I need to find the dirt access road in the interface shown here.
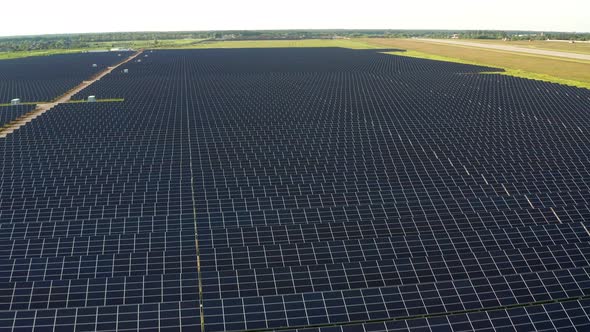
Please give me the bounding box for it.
[0,50,143,139]
[415,39,590,62]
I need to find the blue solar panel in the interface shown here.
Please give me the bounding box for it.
[0,52,132,103]
[1,47,590,331]
[0,104,35,127]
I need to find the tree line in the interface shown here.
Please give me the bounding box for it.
[1,30,589,52]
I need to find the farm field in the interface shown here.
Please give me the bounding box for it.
[460,38,590,55]
[362,38,590,89]
[1,47,590,331]
[412,38,590,62]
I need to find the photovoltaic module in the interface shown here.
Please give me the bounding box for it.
[1,48,589,331]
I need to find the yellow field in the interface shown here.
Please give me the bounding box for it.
[362,38,590,89]
[460,39,590,55]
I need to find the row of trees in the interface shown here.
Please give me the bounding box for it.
[447,30,589,41]
[2,30,589,52]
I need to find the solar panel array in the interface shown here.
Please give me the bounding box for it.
[0,104,36,127]
[0,52,132,103]
[1,48,590,331]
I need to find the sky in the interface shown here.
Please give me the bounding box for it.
[1,0,589,37]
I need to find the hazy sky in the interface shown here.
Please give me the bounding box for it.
[1,0,589,37]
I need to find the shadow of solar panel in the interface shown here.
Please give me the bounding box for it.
[1,47,590,331]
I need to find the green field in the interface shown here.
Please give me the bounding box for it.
[0,48,88,60]
[179,39,378,49]
[96,37,375,50]
[88,38,207,49]
[0,39,209,60]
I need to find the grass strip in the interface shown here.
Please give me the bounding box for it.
[66,98,125,103]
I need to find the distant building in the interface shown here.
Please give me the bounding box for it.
[220,34,236,40]
[88,96,96,102]
[451,34,460,39]
[10,98,20,105]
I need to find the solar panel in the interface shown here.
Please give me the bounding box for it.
[0,52,132,103]
[1,47,590,331]
[282,298,590,331]
[0,104,35,127]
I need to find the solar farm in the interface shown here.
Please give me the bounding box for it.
[1,46,590,332]
[0,52,131,103]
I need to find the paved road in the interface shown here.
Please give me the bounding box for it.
[415,38,590,61]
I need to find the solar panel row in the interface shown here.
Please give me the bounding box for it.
[0,105,36,127]
[0,52,132,103]
[285,298,590,332]
[1,48,590,331]
[0,99,199,331]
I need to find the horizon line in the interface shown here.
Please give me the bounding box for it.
[2,28,590,39]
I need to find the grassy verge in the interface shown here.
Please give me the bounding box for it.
[67,98,124,103]
[486,70,590,89]
[0,101,42,107]
[363,38,590,89]
[1,98,124,107]
[0,49,87,60]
